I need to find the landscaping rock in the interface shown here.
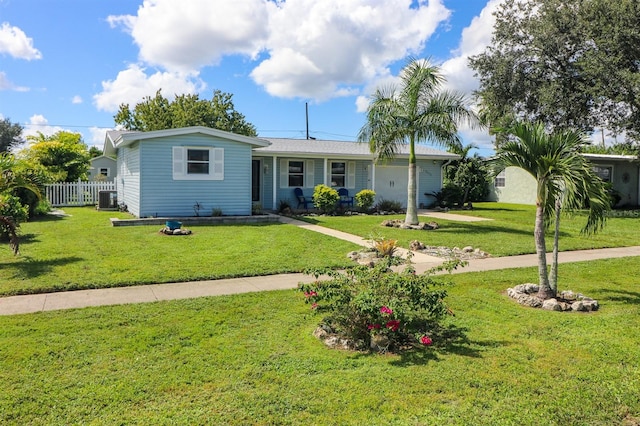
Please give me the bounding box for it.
[381,219,438,230]
[507,284,599,313]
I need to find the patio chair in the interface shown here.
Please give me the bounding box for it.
[338,188,354,207]
[294,187,313,209]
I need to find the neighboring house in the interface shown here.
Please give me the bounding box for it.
[88,155,117,181]
[103,126,458,218]
[489,153,640,207]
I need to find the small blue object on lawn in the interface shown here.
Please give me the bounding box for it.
[166,220,182,230]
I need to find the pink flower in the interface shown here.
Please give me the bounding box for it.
[311,303,318,310]
[304,291,317,298]
[420,336,433,346]
[367,323,381,330]
[386,320,400,332]
[380,306,393,315]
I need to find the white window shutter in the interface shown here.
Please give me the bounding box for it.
[212,148,224,180]
[347,161,356,189]
[280,159,288,187]
[305,160,315,188]
[172,146,185,179]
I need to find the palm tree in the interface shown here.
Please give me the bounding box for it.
[357,58,479,225]
[489,121,610,299]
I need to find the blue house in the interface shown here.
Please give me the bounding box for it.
[104,126,458,217]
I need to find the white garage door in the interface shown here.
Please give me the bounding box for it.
[374,165,413,207]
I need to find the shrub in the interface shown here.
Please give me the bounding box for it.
[376,199,403,213]
[370,236,398,258]
[0,193,29,239]
[355,189,376,212]
[252,203,263,215]
[313,184,339,214]
[299,257,458,352]
[278,199,292,214]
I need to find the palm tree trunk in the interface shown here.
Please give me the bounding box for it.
[534,203,553,299]
[549,198,561,295]
[405,137,419,225]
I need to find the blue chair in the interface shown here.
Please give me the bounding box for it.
[338,188,354,207]
[294,188,313,209]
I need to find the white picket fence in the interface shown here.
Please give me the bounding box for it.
[45,181,116,207]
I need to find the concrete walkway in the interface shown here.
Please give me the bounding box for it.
[2,212,639,316]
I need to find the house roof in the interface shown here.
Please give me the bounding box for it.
[103,126,271,156]
[254,138,459,160]
[582,153,639,163]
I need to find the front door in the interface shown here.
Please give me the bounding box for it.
[251,160,261,203]
[374,165,410,207]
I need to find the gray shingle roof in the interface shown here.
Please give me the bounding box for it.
[255,138,458,159]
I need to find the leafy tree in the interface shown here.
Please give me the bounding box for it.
[443,144,491,206]
[470,0,640,145]
[0,118,24,153]
[358,58,479,225]
[22,131,90,182]
[88,146,103,158]
[488,122,610,299]
[114,89,257,137]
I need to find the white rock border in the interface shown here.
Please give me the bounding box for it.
[507,284,599,312]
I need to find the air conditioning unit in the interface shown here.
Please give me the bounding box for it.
[98,190,118,210]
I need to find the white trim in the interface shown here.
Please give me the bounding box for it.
[172,146,224,180]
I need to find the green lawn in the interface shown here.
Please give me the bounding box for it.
[0,207,358,296]
[304,202,639,256]
[1,257,639,425]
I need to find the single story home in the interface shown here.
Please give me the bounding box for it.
[88,155,117,181]
[103,126,459,218]
[489,153,640,207]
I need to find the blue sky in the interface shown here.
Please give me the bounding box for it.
[0,0,501,154]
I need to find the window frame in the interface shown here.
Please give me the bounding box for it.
[592,165,613,183]
[172,146,224,181]
[495,169,506,188]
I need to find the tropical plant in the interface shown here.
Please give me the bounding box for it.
[489,121,610,299]
[0,153,42,254]
[299,256,455,352]
[358,58,480,225]
[22,131,91,182]
[312,184,339,214]
[354,189,375,212]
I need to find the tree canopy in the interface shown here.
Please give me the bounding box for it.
[470,0,640,145]
[114,90,258,137]
[22,131,91,182]
[0,118,24,153]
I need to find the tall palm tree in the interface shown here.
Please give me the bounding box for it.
[489,121,609,299]
[357,58,479,225]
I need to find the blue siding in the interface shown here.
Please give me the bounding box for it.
[118,144,141,216]
[417,159,444,208]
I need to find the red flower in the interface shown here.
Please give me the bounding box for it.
[367,323,381,330]
[311,303,318,310]
[380,306,393,315]
[304,291,317,298]
[420,336,433,346]
[386,320,400,332]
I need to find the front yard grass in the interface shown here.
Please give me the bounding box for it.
[0,207,358,296]
[1,257,639,425]
[306,202,638,256]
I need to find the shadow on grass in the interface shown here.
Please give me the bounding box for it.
[28,214,68,223]
[596,289,640,305]
[0,256,83,280]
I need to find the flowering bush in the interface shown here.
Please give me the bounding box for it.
[299,256,459,352]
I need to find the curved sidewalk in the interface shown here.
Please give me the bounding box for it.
[2,213,639,316]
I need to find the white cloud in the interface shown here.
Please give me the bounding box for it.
[89,126,111,149]
[0,70,29,91]
[93,64,205,112]
[72,95,83,104]
[252,0,450,99]
[440,0,502,97]
[103,0,450,102]
[0,22,42,60]
[21,115,65,143]
[107,0,268,72]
